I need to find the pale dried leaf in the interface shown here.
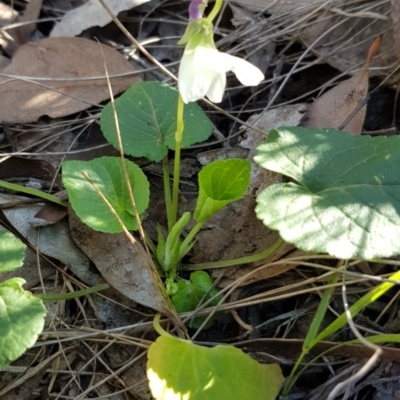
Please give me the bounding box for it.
[0,54,10,68]
[302,37,380,134]
[0,2,18,26]
[1,0,43,56]
[0,193,99,286]
[299,2,397,82]
[68,207,174,316]
[50,0,152,37]
[0,37,139,123]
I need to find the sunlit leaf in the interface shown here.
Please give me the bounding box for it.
[62,157,149,233]
[255,126,400,259]
[147,333,283,400]
[194,159,251,223]
[100,81,213,162]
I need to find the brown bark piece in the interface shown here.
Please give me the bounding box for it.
[0,37,139,123]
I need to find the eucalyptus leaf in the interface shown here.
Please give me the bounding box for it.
[0,227,26,273]
[255,126,400,259]
[194,159,251,223]
[100,81,213,162]
[147,333,284,400]
[0,278,46,369]
[62,157,149,233]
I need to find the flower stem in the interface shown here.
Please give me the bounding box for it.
[183,238,285,270]
[171,94,185,227]
[205,0,223,24]
[180,221,204,256]
[163,156,172,231]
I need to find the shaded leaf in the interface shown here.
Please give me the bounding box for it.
[172,271,221,328]
[147,333,283,400]
[62,157,150,233]
[0,278,46,369]
[0,227,26,273]
[100,81,213,162]
[255,126,400,259]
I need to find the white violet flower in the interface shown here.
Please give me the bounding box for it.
[178,20,264,104]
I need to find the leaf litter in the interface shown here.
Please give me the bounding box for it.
[1,0,400,398]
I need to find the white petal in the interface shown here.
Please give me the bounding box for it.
[205,72,226,103]
[195,46,234,74]
[230,57,264,86]
[178,52,197,104]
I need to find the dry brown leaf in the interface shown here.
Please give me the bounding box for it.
[0,0,43,56]
[391,0,400,60]
[302,36,381,134]
[68,207,175,317]
[299,1,396,82]
[233,1,398,84]
[0,2,18,26]
[50,0,152,37]
[0,37,139,123]
[0,193,100,286]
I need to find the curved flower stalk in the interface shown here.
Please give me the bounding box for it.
[178,11,264,104]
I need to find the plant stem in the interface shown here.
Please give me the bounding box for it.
[184,238,285,270]
[36,283,109,301]
[171,94,185,227]
[163,157,172,231]
[205,0,223,24]
[180,221,204,256]
[0,179,68,207]
[282,271,340,397]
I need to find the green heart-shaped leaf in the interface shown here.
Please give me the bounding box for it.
[255,126,400,259]
[0,278,46,368]
[100,81,213,162]
[147,333,283,400]
[194,159,251,223]
[62,157,149,233]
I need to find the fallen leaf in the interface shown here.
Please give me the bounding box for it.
[232,1,398,85]
[1,0,43,56]
[0,156,61,185]
[0,37,139,123]
[68,207,175,317]
[302,36,381,134]
[50,0,153,37]
[0,193,100,286]
[0,2,18,26]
